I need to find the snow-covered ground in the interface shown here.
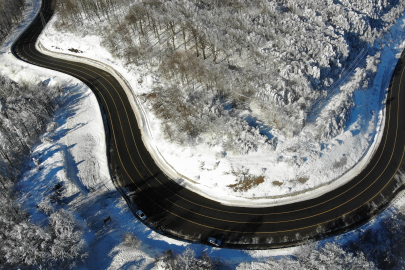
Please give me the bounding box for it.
[2,0,405,268]
[33,8,405,205]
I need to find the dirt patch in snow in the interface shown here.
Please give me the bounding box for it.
[297,177,309,184]
[228,176,265,192]
[68,48,83,53]
[272,181,283,186]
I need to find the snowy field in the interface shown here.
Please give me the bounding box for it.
[34,6,405,205]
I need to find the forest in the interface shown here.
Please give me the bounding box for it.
[1,0,405,268]
[55,0,405,154]
[0,76,87,268]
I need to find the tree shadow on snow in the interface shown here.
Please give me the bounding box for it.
[36,144,63,164]
[54,83,91,127]
[118,258,148,270]
[46,122,88,141]
[63,191,81,205]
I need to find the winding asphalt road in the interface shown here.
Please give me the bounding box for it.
[12,0,405,249]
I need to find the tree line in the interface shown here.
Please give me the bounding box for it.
[0,78,62,186]
[155,244,376,269]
